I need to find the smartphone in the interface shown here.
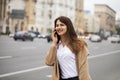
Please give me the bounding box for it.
[54,29,57,35]
[54,29,60,43]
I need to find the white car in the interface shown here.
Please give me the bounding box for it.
[107,35,120,43]
[89,34,102,42]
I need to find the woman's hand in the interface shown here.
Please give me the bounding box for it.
[51,30,58,46]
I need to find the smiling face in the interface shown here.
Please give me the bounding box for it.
[54,16,78,43]
[55,20,67,37]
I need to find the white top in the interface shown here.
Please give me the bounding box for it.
[57,41,78,79]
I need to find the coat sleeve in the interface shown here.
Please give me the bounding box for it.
[78,46,92,80]
[45,45,57,66]
[79,57,91,80]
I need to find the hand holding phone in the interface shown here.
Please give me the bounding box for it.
[51,29,58,45]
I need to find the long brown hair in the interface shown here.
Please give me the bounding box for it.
[54,16,87,54]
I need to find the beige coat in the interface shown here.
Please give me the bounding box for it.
[45,45,91,80]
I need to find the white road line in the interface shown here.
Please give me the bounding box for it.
[0,50,120,78]
[0,56,12,59]
[0,66,49,78]
[21,47,36,50]
[89,50,120,59]
[46,75,52,78]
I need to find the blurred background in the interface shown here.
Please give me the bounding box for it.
[0,0,120,80]
[0,0,120,37]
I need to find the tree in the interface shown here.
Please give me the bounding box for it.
[116,25,120,35]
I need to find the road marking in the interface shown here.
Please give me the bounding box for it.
[89,50,120,59]
[46,75,52,78]
[0,66,49,78]
[21,47,36,50]
[0,56,12,59]
[0,50,120,78]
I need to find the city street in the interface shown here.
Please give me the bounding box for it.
[0,36,120,80]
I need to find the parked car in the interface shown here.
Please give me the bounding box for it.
[28,31,40,38]
[38,33,52,42]
[13,31,34,41]
[78,35,90,39]
[89,34,102,42]
[107,35,120,43]
[38,33,50,38]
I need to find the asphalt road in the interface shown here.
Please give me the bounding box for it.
[0,36,120,80]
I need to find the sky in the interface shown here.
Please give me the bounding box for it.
[84,0,120,20]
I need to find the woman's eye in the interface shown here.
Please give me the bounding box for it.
[56,24,64,27]
[60,24,64,26]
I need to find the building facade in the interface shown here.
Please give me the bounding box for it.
[25,0,36,31]
[7,0,26,33]
[74,0,84,34]
[0,0,84,34]
[0,0,36,34]
[0,0,7,34]
[94,4,116,34]
[35,0,76,33]
[84,13,100,34]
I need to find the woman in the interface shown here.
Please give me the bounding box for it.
[45,16,91,80]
